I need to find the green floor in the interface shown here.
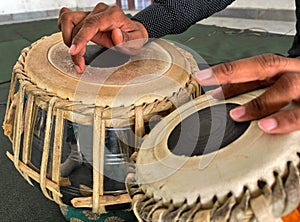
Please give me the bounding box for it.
[0,18,295,221]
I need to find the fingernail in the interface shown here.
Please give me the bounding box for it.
[69,44,76,54]
[258,118,278,131]
[195,69,213,81]
[230,106,246,120]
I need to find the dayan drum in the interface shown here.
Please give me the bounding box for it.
[2,32,200,215]
[127,89,300,222]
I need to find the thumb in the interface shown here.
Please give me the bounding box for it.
[112,28,146,55]
[111,28,125,46]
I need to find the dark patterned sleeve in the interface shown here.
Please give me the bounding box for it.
[131,0,235,38]
[288,0,300,57]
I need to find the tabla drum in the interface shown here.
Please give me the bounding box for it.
[128,89,300,222]
[2,32,200,219]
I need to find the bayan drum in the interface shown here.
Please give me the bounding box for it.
[128,89,300,222]
[2,32,200,218]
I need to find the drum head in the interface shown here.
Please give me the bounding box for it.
[135,89,300,207]
[24,33,196,107]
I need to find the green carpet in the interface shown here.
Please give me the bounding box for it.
[0,20,59,83]
[164,25,293,65]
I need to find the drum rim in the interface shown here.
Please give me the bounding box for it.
[22,32,194,107]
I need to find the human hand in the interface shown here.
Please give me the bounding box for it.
[58,3,149,73]
[195,54,300,134]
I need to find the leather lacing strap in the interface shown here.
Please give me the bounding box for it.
[92,107,106,213]
[5,74,66,204]
[135,105,145,150]
[40,96,59,200]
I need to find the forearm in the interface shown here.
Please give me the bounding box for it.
[132,0,235,38]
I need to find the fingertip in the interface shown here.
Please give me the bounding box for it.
[68,44,77,55]
[211,87,224,99]
[74,65,83,74]
[112,28,124,46]
[194,68,221,86]
[258,118,278,132]
[230,106,246,121]
[75,59,86,74]
[195,69,213,81]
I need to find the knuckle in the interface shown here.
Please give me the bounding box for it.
[110,5,125,17]
[247,98,266,117]
[279,73,300,96]
[260,54,282,67]
[285,109,300,125]
[256,54,287,75]
[83,16,98,27]
[59,11,72,22]
[95,2,109,9]
[72,34,86,45]
[216,62,235,77]
[59,7,68,15]
[110,4,121,11]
